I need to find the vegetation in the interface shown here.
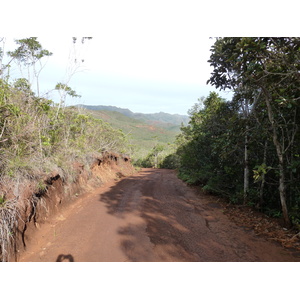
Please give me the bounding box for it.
[3,36,299,259]
[85,107,183,167]
[169,38,300,228]
[0,37,130,261]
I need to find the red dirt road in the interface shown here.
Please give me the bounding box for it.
[18,169,300,262]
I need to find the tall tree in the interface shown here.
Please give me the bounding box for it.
[7,37,52,96]
[207,37,300,227]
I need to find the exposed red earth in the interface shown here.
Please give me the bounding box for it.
[18,168,300,262]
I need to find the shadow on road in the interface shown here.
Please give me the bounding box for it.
[98,168,300,262]
[56,254,75,262]
[98,168,216,261]
[97,169,155,217]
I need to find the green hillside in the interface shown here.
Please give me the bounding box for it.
[85,109,180,161]
[78,105,189,126]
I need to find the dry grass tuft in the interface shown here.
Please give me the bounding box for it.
[0,196,19,262]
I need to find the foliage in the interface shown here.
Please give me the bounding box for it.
[55,83,81,98]
[135,144,167,168]
[7,37,52,66]
[87,109,180,164]
[0,79,131,261]
[177,92,244,193]
[6,37,53,96]
[160,153,181,169]
[0,37,134,261]
[0,81,130,177]
[175,38,300,228]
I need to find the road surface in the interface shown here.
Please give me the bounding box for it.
[18,169,300,262]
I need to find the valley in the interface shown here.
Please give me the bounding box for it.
[78,104,189,163]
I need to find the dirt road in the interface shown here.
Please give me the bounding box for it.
[18,169,300,262]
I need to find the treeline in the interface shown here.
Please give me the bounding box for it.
[165,38,300,228]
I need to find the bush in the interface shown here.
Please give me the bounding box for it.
[0,79,131,261]
[160,153,181,169]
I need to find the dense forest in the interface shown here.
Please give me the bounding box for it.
[164,38,300,228]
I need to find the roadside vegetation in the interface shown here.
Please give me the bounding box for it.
[2,36,299,259]
[0,37,130,261]
[164,38,300,228]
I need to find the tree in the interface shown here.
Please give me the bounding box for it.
[177,92,242,192]
[0,38,20,79]
[207,37,300,227]
[54,83,81,118]
[54,37,92,115]
[7,37,52,96]
[231,87,261,204]
[152,144,165,168]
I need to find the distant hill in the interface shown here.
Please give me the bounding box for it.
[76,104,188,160]
[86,109,177,144]
[78,105,190,127]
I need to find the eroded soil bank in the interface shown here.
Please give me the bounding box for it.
[9,152,135,262]
[18,169,300,262]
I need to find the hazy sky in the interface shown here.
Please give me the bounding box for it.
[3,1,295,116]
[33,36,233,115]
[2,1,236,116]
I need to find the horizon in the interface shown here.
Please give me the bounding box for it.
[77,103,192,116]
[1,35,233,116]
[36,35,233,116]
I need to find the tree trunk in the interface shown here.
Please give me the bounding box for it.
[243,125,249,204]
[263,91,291,227]
[154,154,158,168]
[259,140,268,207]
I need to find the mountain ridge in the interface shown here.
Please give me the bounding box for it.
[77,104,190,126]
[80,106,182,161]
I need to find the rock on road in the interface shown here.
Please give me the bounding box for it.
[19,169,299,262]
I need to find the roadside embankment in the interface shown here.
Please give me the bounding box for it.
[0,152,135,262]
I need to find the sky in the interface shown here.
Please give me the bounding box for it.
[1,1,239,116]
[3,1,297,116]
[34,36,233,115]
[5,36,231,116]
